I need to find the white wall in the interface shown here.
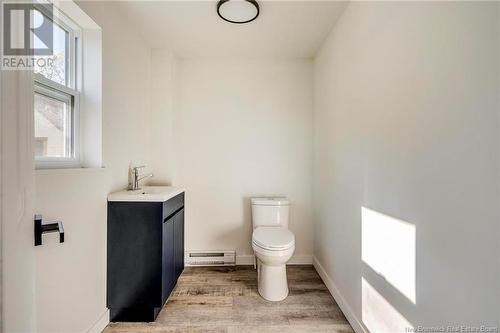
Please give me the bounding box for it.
[150,49,178,185]
[165,58,314,260]
[313,1,499,331]
[33,1,152,332]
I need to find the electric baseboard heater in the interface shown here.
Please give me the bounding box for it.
[185,251,236,266]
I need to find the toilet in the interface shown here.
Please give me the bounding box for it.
[251,197,295,301]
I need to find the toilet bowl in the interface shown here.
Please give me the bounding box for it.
[252,227,295,301]
[251,197,295,302]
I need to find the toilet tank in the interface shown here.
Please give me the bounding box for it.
[251,197,289,229]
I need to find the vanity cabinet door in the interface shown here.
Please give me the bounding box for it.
[161,217,175,304]
[107,202,163,310]
[173,208,185,281]
[107,193,185,322]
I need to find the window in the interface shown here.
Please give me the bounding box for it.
[34,85,74,158]
[34,4,81,168]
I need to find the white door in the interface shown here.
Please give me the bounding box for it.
[0,38,37,333]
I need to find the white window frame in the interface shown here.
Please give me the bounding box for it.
[33,2,82,169]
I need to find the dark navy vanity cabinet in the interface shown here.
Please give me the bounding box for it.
[107,192,185,322]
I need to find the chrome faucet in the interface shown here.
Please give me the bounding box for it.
[128,165,153,191]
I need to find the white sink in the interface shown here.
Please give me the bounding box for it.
[107,186,185,202]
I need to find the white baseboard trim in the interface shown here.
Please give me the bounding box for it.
[236,254,313,265]
[86,309,109,333]
[313,256,367,333]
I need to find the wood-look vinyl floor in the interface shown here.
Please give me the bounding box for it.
[103,265,354,333]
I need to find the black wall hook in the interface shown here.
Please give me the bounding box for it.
[34,215,64,246]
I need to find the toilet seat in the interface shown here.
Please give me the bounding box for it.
[252,227,295,251]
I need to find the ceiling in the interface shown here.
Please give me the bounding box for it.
[114,0,348,58]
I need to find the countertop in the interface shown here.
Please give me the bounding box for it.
[107,186,185,202]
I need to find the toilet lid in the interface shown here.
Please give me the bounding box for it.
[252,227,295,250]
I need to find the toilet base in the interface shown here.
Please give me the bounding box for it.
[257,261,288,301]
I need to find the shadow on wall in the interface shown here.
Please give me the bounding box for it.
[243,196,253,230]
[361,207,417,333]
[209,195,291,257]
[211,197,254,253]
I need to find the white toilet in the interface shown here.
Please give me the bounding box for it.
[251,197,295,301]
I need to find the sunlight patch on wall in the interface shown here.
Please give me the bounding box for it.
[361,207,416,303]
[362,277,414,333]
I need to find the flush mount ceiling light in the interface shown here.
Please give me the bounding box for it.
[217,0,260,24]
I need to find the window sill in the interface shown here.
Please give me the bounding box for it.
[35,166,106,175]
[35,158,103,170]
[36,159,82,170]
